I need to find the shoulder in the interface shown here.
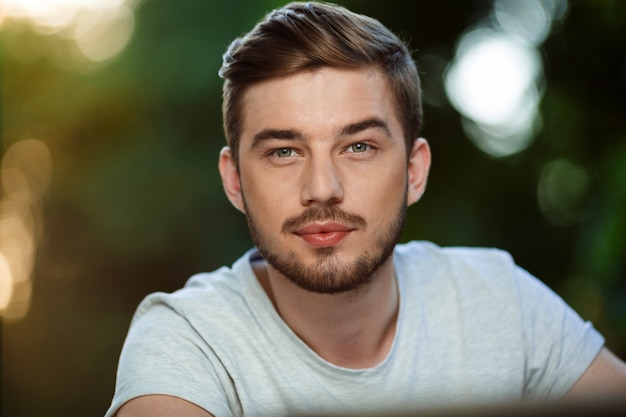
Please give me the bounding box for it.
[394,240,558,330]
[133,250,258,323]
[394,241,531,337]
[106,252,259,417]
[395,240,514,265]
[395,240,518,288]
[121,250,258,359]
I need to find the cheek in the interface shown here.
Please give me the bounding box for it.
[241,171,290,213]
[355,165,406,198]
[347,169,406,223]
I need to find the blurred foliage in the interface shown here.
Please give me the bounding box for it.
[1,0,625,416]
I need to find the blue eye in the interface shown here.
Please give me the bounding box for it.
[274,148,295,157]
[349,143,370,153]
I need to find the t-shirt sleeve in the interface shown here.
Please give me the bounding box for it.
[105,298,237,417]
[515,266,605,400]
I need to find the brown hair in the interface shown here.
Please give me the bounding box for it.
[219,1,422,165]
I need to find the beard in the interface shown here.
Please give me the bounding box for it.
[243,191,407,294]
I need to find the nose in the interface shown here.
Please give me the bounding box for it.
[300,155,344,206]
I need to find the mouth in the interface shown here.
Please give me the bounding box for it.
[294,222,355,248]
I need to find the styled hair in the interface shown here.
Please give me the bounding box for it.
[219,1,422,165]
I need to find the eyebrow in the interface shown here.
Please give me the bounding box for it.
[251,129,306,149]
[337,117,392,138]
[250,117,392,150]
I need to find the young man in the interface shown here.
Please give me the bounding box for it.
[107,2,626,416]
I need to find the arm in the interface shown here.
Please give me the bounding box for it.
[563,347,626,398]
[116,395,214,417]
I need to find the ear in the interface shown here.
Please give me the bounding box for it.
[218,146,245,213]
[406,137,431,206]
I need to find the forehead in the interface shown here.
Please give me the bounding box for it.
[239,67,402,142]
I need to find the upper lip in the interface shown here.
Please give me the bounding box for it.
[295,222,354,235]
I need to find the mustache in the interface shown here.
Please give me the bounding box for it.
[282,207,367,233]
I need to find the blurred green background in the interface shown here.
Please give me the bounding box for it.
[1,0,625,415]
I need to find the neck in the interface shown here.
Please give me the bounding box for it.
[254,255,399,369]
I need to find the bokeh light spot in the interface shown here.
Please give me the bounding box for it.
[494,0,552,46]
[2,138,53,201]
[443,0,568,158]
[73,4,135,62]
[0,0,140,70]
[444,29,542,157]
[537,159,591,226]
[0,254,14,311]
[446,30,541,126]
[0,139,52,321]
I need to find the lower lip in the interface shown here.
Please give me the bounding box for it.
[297,231,350,247]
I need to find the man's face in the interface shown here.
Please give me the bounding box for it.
[232,67,416,294]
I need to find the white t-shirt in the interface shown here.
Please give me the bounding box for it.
[106,241,604,417]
